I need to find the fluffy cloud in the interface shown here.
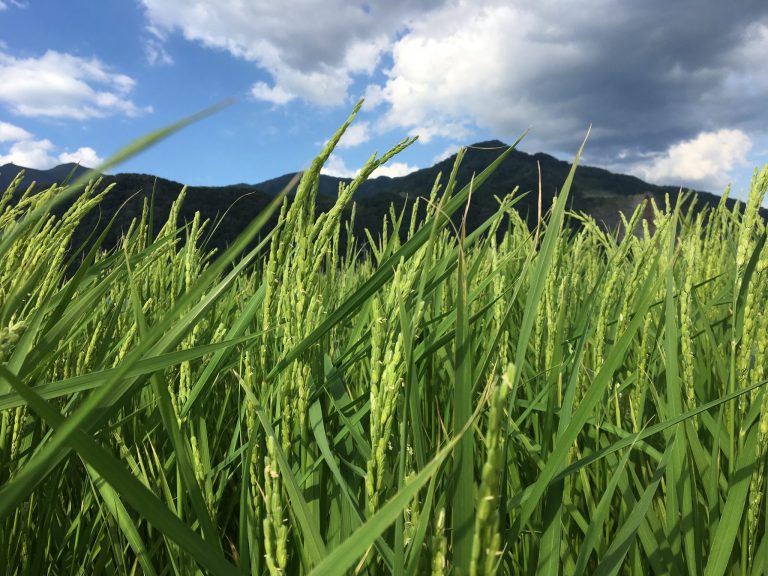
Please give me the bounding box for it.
[0,50,150,119]
[370,161,419,178]
[337,122,371,149]
[57,147,104,167]
[371,2,554,137]
[365,0,768,168]
[0,120,103,169]
[321,154,356,178]
[140,0,445,105]
[321,154,418,179]
[250,82,294,106]
[140,0,768,187]
[0,138,56,168]
[629,129,752,188]
[0,121,31,142]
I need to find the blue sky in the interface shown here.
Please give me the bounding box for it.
[1,1,767,200]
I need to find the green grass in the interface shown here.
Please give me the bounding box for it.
[1,104,768,575]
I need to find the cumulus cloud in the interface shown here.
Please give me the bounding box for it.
[0,138,56,168]
[0,49,151,119]
[0,120,103,169]
[366,0,768,168]
[366,1,592,145]
[140,0,446,106]
[140,0,768,187]
[629,129,752,188]
[337,122,371,149]
[250,82,294,105]
[370,161,419,178]
[321,154,356,178]
[320,154,418,179]
[57,146,104,166]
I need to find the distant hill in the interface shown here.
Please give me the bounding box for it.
[0,162,100,191]
[1,142,752,256]
[253,139,743,233]
[254,140,685,204]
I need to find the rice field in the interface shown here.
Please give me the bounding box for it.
[1,105,768,575]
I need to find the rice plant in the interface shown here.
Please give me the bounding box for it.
[1,103,767,575]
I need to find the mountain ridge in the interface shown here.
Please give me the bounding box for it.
[0,162,99,191]
[1,141,751,255]
[0,140,712,202]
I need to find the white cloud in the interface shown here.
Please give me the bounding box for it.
[57,147,104,166]
[370,161,418,178]
[343,36,389,75]
[0,122,103,169]
[138,0,768,179]
[250,81,294,105]
[353,1,768,164]
[629,129,752,187]
[0,49,150,119]
[321,154,357,178]
[337,122,371,149]
[0,121,31,142]
[140,0,443,106]
[0,138,55,167]
[0,2,7,10]
[249,65,358,107]
[369,1,586,145]
[362,84,386,110]
[321,153,418,179]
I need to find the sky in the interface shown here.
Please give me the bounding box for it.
[1,1,767,200]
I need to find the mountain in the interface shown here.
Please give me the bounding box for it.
[256,140,728,204]
[1,142,752,256]
[253,139,741,233]
[0,162,99,192]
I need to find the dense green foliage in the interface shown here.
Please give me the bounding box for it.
[1,106,768,575]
